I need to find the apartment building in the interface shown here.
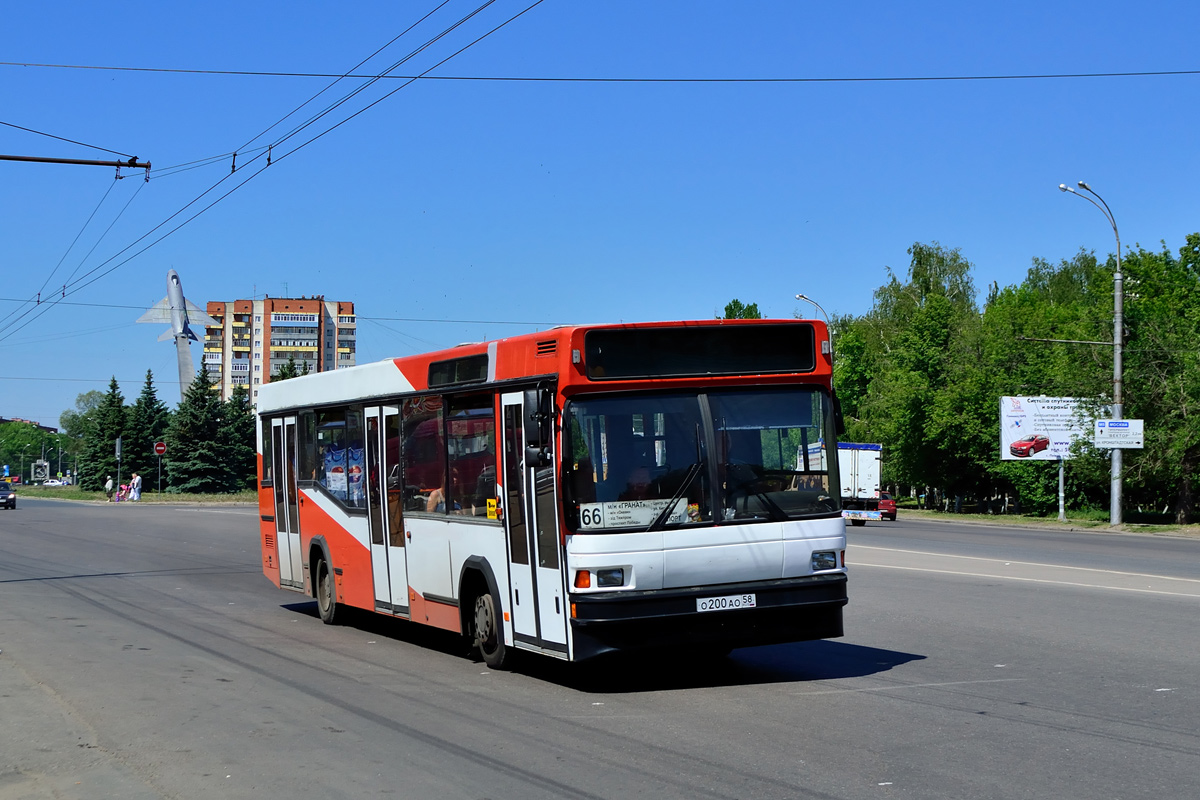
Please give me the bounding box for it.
[203,296,356,402]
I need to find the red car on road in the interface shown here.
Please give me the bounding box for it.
[878,491,896,521]
[1010,434,1050,457]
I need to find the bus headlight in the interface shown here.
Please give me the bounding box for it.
[811,551,838,572]
[596,568,624,587]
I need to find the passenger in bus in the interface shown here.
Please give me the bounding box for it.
[426,468,463,513]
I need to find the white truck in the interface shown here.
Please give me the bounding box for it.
[838,442,882,526]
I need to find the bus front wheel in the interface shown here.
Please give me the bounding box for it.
[315,557,341,625]
[473,592,509,669]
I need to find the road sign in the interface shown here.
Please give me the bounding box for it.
[1094,419,1144,449]
[154,441,167,456]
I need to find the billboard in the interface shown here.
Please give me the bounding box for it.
[999,396,1091,461]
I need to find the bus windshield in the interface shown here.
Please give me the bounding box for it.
[563,387,840,533]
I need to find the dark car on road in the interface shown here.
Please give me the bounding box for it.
[878,491,897,521]
[1010,434,1051,458]
[0,481,15,509]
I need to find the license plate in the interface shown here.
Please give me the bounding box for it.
[696,593,756,613]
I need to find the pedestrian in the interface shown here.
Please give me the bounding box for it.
[130,472,142,501]
[104,475,114,502]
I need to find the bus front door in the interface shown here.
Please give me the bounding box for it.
[501,392,568,654]
[366,407,408,616]
[271,416,303,590]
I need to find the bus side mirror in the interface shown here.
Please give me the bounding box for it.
[524,386,553,466]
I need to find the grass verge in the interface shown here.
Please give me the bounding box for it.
[12,485,256,504]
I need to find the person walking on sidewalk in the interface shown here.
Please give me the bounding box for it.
[104,476,114,502]
[130,472,142,501]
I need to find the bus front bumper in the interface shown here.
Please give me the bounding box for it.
[568,573,847,661]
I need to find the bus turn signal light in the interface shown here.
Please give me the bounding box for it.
[574,570,591,589]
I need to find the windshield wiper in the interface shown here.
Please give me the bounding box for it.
[645,461,704,532]
[646,424,705,532]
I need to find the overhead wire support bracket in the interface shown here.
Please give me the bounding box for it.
[1,153,151,170]
[3,153,151,182]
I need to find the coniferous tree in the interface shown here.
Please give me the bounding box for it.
[165,368,228,493]
[79,378,126,491]
[273,354,300,381]
[221,384,258,491]
[125,370,171,484]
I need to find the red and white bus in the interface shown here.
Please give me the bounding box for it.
[256,319,848,665]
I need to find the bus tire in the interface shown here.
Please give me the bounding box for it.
[315,556,341,625]
[473,591,508,669]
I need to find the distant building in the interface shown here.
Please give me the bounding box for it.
[203,296,357,403]
[0,416,57,434]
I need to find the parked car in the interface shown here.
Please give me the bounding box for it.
[878,491,897,521]
[0,481,15,509]
[1010,434,1051,458]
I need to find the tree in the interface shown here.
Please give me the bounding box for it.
[273,354,301,381]
[856,243,982,497]
[79,378,126,491]
[59,390,104,440]
[165,368,230,493]
[124,370,171,483]
[58,390,104,479]
[222,384,258,491]
[979,250,1113,514]
[722,299,762,319]
[0,421,54,482]
[1120,236,1200,523]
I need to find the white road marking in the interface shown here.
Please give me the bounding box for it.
[849,545,1200,598]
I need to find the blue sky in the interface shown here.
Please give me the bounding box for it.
[2,1,1197,425]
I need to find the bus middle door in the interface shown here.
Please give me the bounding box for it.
[366,406,409,616]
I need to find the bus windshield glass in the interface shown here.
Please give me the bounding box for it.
[563,387,839,533]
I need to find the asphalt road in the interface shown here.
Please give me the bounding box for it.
[1,500,1198,799]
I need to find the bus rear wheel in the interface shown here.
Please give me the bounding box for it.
[473,592,508,669]
[315,557,341,625]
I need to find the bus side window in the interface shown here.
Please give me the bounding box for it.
[260,418,273,485]
[298,411,317,484]
[446,394,497,519]
[401,396,445,513]
[345,408,366,509]
[316,408,348,501]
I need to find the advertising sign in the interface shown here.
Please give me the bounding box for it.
[1094,419,1144,449]
[999,396,1091,461]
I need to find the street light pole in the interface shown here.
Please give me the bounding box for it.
[1059,181,1123,526]
[795,293,834,367]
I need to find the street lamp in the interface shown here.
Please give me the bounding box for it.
[795,293,834,365]
[1059,180,1123,526]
